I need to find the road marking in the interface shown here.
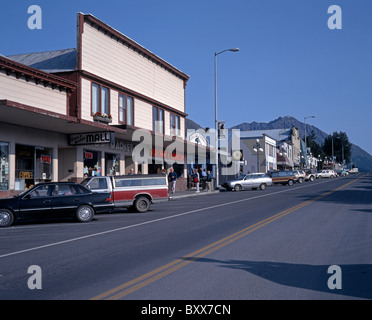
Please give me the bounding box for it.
[91,177,361,300]
[0,177,358,260]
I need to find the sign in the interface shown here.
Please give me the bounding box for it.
[110,139,134,153]
[19,171,33,179]
[69,132,114,146]
[152,149,185,162]
[84,152,93,160]
[40,155,51,164]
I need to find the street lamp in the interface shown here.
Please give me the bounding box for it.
[214,48,239,188]
[253,139,263,173]
[304,115,315,168]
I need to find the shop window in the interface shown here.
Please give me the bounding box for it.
[0,142,9,191]
[15,145,53,190]
[105,153,120,176]
[83,150,102,177]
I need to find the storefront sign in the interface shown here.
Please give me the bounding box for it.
[69,132,114,145]
[110,139,134,153]
[152,149,185,162]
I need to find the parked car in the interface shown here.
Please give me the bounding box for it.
[0,182,113,228]
[317,170,336,178]
[269,170,297,186]
[294,170,306,183]
[305,169,316,182]
[81,174,169,213]
[221,173,272,191]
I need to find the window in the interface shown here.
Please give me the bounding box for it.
[153,106,164,134]
[0,142,9,191]
[91,83,110,116]
[170,114,180,136]
[28,185,52,198]
[119,94,134,126]
[87,177,108,190]
[92,83,100,115]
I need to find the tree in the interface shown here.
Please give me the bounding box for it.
[306,130,324,159]
[322,131,352,164]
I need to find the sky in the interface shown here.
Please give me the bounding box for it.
[1,0,372,155]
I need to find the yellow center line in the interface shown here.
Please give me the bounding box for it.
[91,177,360,300]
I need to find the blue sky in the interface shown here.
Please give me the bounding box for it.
[1,0,372,156]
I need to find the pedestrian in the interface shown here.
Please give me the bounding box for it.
[206,170,212,191]
[168,168,178,194]
[128,168,135,175]
[193,168,200,193]
[201,169,207,190]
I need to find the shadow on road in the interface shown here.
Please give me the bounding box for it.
[180,257,372,299]
[298,175,372,207]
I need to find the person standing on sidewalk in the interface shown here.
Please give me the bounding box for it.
[206,170,212,191]
[168,167,178,194]
[193,168,200,193]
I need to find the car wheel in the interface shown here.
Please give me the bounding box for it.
[259,183,266,190]
[298,177,304,184]
[0,209,14,228]
[134,196,150,213]
[310,176,315,182]
[288,179,294,186]
[76,205,95,223]
[234,184,242,192]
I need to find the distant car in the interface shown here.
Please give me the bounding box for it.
[317,170,336,178]
[0,182,113,227]
[222,173,272,191]
[270,170,297,186]
[340,170,348,176]
[305,169,316,182]
[294,170,306,183]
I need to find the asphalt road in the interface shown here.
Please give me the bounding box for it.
[1,173,372,300]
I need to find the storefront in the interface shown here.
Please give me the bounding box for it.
[0,142,9,191]
[15,144,54,190]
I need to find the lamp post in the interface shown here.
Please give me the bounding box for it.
[253,139,263,173]
[214,48,239,188]
[304,115,315,168]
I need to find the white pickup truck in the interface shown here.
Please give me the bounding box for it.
[81,174,169,212]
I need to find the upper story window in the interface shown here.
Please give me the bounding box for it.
[119,94,134,126]
[153,106,164,134]
[170,113,180,137]
[91,82,110,116]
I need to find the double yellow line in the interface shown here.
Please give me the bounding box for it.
[91,177,360,300]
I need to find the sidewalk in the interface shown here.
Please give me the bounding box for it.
[169,188,220,200]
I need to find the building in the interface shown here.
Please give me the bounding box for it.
[0,13,189,198]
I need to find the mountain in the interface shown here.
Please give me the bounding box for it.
[230,116,372,172]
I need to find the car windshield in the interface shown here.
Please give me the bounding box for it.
[237,174,246,180]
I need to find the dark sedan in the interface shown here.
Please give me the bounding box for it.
[0,182,113,227]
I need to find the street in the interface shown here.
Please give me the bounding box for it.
[0,173,372,300]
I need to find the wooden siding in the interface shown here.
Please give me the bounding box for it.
[0,71,67,115]
[81,22,185,114]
